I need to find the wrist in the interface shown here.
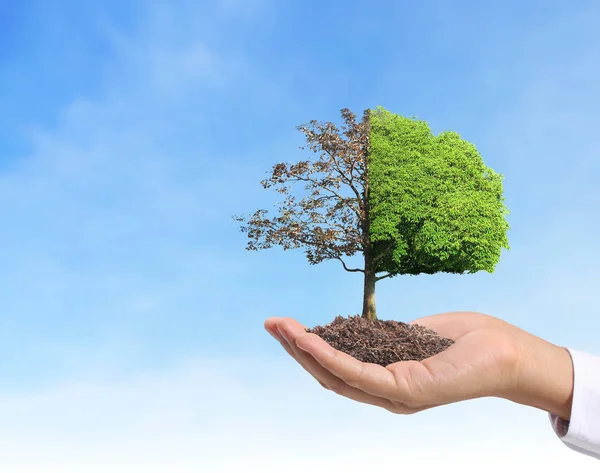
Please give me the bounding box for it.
[511,334,574,420]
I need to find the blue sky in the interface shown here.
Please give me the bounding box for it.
[1,0,600,470]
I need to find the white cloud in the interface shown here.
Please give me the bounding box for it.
[0,356,596,472]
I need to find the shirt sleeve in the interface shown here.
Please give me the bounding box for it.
[548,348,600,460]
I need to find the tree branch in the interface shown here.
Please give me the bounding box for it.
[323,148,363,205]
[291,176,361,218]
[287,211,361,243]
[335,256,364,273]
[375,273,394,282]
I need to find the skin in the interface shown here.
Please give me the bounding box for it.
[264,311,574,420]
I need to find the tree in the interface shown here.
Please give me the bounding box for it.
[233,107,509,320]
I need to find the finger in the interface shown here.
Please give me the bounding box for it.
[274,318,416,413]
[267,317,353,388]
[266,322,346,401]
[265,318,315,373]
[279,318,417,404]
[265,316,308,333]
[265,317,316,372]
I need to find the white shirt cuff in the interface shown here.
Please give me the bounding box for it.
[548,348,600,460]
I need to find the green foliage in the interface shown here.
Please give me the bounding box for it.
[368,107,510,276]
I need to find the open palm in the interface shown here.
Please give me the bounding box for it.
[265,312,524,414]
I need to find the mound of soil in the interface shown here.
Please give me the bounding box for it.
[305,315,454,366]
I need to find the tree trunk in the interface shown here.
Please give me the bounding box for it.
[361,151,376,320]
[362,262,377,320]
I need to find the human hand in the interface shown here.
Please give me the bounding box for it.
[264,312,574,419]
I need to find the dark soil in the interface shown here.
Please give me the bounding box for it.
[305,315,454,366]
